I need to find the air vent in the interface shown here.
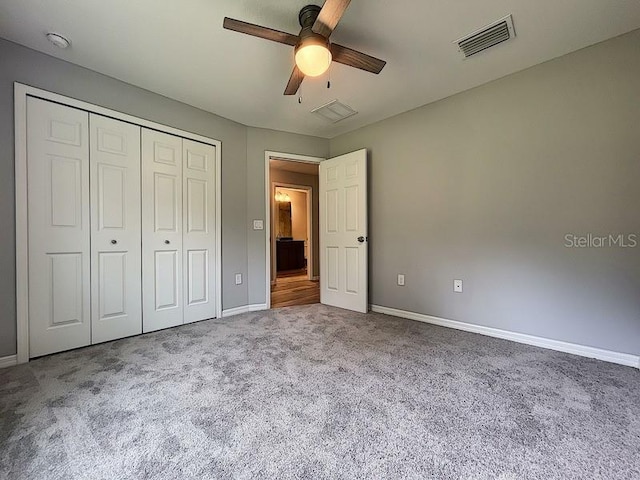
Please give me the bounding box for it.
[455,15,516,58]
[311,100,357,123]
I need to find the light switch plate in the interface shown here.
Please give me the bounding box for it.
[235,273,242,285]
[253,220,264,230]
[397,274,405,286]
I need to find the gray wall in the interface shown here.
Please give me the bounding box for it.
[330,29,640,356]
[3,29,638,358]
[0,39,327,357]
[246,127,328,306]
[269,169,320,281]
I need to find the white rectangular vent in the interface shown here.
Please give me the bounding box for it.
[311,100,357,123]
[455,15,516,58]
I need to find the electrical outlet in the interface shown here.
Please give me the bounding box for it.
[453,279,463,293]
[235,273,242,285]
[397,274,405,286]
[252,219,264,230]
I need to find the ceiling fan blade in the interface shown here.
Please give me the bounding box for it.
[331,43,386,74]
[312,0,351,37]
[284,66,305,95]
[223,18,298,46]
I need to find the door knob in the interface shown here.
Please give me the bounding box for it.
[111,239,117,245]
[164,240,170,245]
[357,236,366,243]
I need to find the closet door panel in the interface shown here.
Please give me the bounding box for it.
[182,139,217,324]
[142,129,183,332]
[90,114,142,344]
[27,98,91,357]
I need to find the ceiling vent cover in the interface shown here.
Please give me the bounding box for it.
[455,15,516,58]
[311,100,358,123]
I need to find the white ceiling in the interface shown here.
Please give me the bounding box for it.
[1,1,640,138]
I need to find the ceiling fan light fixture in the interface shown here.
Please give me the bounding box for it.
[222,1,386,95]
[295,32,332,77]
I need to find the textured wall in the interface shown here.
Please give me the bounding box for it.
[0,39,252,357]
[330,30,640,355]
[4,29,639,358]
[0,39,330,357]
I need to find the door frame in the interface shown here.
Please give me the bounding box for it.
[271,183,313,282]
[264,151,324,309]
[14,83,223,364]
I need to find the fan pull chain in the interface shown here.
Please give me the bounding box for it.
[327,63,332,89]
[298,82,303,104]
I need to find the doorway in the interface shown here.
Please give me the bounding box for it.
[271,185,317,308]
[265,152,323,308]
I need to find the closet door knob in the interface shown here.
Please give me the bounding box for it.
[164,240,170,245]
[111,239,117,245]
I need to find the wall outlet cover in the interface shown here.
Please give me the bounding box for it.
[397,274,405,286]
[454,279,463,293]
[253,220,264,230]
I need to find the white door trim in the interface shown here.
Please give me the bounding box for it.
[272,183,313,281]
[264,151,324,309]
[14,82,223,363]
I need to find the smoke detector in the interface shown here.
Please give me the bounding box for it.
[46,33,71,49]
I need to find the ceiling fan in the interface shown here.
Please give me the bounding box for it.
[223,0,386,95]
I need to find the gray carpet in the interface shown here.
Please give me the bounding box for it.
[1,304,639,479]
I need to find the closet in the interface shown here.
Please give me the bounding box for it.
[141,130,217,332]
[26,96,218,358]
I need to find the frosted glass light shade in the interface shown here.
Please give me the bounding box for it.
[295,44,332,77]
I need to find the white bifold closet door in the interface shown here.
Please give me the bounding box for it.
[26,97,218,356]
[142,130,184,332]
[89,114,142,344]
[142,130,217,332]
[27,97,91,357]
[182,139,217,324]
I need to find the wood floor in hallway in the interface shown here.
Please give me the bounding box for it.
[271,271,320,308]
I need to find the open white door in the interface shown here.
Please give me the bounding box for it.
[319,149,368,313]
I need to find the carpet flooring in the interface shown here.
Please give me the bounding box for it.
[1,304,639,479]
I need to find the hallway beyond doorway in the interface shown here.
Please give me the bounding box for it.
[271,271,320,308]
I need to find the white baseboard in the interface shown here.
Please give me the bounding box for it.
[222,305,249,317]
[0,355,17,369]
[249,303,268,312]
[222,303,269,318]
[370,305,640,369]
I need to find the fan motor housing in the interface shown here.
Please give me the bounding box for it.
[295,28,330,53]
[296,4,329,54]
[299,5,321,28]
